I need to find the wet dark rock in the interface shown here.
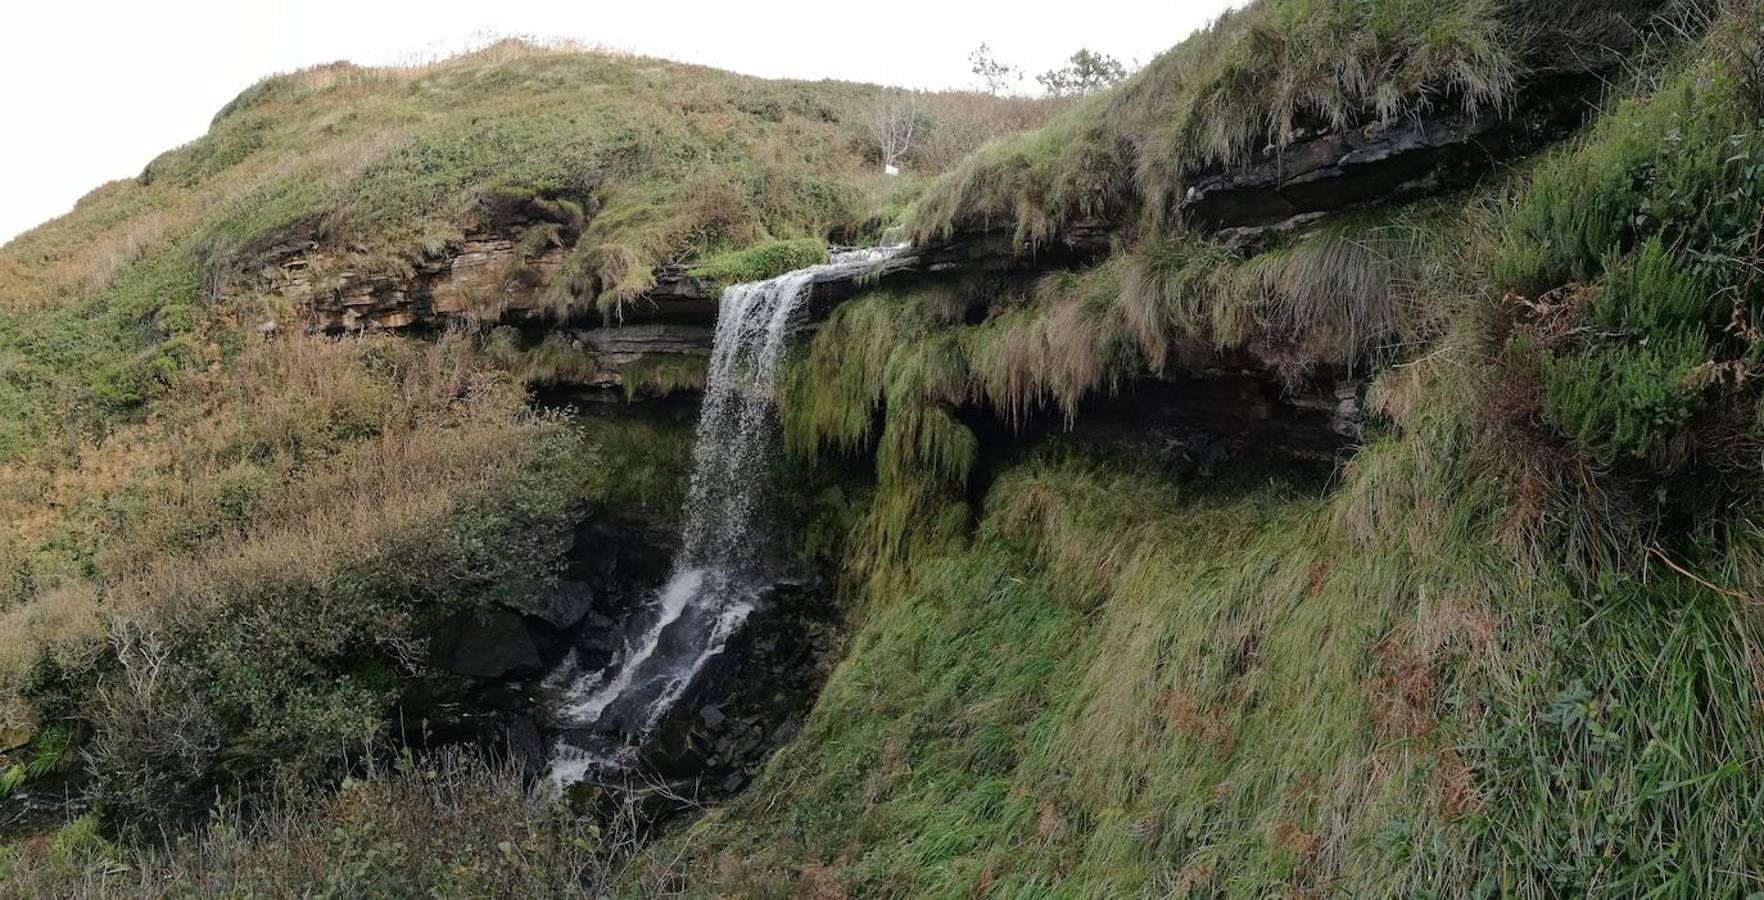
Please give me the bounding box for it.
[1181,110,1509,233]
[503,578,596,630]
[568,777,704,830]
[968,364,1359,481]
[699,705,726,730]
[432,609,542,680]
[576,323,712,365]
[599,577,836,792]
[505,716,545,775]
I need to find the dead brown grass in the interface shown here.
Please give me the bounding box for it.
[0,331,552,739]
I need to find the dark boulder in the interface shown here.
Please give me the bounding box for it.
[502,578,597,630]
[431,609,543,680]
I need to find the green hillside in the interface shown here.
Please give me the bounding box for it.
[0,39,1036,866]
[6,2,1764,896]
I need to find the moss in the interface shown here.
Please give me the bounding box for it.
[686,238,828,289]
[618,354,709,400]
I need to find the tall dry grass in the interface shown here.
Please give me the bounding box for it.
[1,748,623,898]
[0,330,554,741]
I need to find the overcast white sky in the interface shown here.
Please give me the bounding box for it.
[0,0,1238,245]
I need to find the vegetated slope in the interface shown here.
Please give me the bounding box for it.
[4,2,1764,897]
[654,3,1764,896]
[0,40,1034,851]
[908,0,1676,247]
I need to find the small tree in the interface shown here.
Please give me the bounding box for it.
[968,43,1021,95]
[869,91,925,173]
[1037,49,1129,98]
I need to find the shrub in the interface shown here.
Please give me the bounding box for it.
[1,750,618,898]
[1502,52,1764,469]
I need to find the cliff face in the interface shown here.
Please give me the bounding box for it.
[245,97,1547,462]
[260,100,1540,330]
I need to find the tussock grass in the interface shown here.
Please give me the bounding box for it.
[783,290,974,479]
[966,263,1133,424]
[791,196,1476,448]
[779,291,976,606]
[966,194,1484,408]
[907,0,1686,247]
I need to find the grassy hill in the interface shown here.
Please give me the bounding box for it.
[0,38,1038,862]
[7,2,1764,897]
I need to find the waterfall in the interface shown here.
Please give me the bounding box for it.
[546,246,900,782]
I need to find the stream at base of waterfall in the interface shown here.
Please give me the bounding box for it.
[544,246,901,787]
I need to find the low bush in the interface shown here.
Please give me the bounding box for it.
[0,750,620,898]
[1502,48,1764,470]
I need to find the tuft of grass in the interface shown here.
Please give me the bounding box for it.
[795,196,1475,443]
[685,238,828,290]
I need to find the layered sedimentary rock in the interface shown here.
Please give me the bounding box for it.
[1181,109,1510,234]
[240,105,1535,458]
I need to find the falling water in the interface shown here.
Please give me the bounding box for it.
[547,246,900,782]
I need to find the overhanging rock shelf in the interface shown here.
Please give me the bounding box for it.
[235,105,1550,460]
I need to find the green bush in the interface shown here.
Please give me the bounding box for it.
[1505,57,1764,466]
[1541,240,1717,461]
[1542,331,1706,461]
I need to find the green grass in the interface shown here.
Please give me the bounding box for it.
[907,0,1684,248]
[685,237,829,289]
[651,11,1764,896]
[672,448,1457,896]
